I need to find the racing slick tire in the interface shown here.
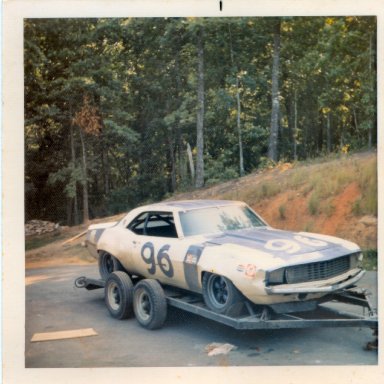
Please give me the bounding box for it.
[133,279,167,330]
[105,271,134,320]
[202,273,243,315]
[99,251,125,280]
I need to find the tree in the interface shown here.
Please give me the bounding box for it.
[24,17,377,225]
[268,19,281,162]
[195,24,205,188]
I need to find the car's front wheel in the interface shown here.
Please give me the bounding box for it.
[202,273,243,315]
[98,251,125,280]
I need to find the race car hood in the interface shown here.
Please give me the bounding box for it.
[203,227,359,263]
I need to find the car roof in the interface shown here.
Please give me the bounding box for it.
[141,199,243,212]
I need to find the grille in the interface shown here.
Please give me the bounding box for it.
[284,255,351,284]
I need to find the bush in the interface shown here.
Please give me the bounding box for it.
[362,249,377,271]
[278,204,286,220]
[205,153,239,186]
[308,193,320,215]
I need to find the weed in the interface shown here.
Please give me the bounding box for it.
[25,233,66,251]
[352,199,362,216]
[323,201,335,217]
[303,221,314,232]
[362,249,377,271]
[278,204,286,220]
[308,193,320,215]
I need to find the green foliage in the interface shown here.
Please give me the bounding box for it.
[278,204,286,220]
[355,158,377,215]
[106,186,133,215]
[362,249,377,271]
[24,17,377,225]
[48,163,83,199]
[25,233,67,251]
[308,192,320,215]
[205,153,239,186]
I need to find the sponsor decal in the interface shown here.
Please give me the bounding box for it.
[183,245,205,291]
[237,264,257,277]
[185,253,198,265]
[245,264,257,278]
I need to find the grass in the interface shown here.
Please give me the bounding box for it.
[354,157,377,215]
[308,193,320,215]
[362,249,377,271]
[211,152,377,222]
[25,233,67,251]
[278,204,286,220]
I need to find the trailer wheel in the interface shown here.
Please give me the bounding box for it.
[99,251,125,280]
[105,271,134,319]
[133,279,167,330]
[202,273,242,314]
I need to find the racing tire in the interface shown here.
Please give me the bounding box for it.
[105,271,134,320]
[98,251,125,280]
[133,279,167,330]
[202,273,243,315]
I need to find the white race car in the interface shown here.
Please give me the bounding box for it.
[85,200,364,318]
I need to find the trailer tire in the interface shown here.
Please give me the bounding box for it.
[105,271,134,319]
[99,251,125,280]
[202,273,242,315]
[133,279,167,330]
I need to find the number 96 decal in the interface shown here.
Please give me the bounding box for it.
[141,242,174,278]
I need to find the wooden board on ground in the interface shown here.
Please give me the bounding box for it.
[31,328,98,342]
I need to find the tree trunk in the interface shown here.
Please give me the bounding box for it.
[228,23,244,176]
[293,89,298,161]
[368,32,373,149]
[70,122,79,225]
[79,127,89,224]
[187,142,195,181]
[327,113,332,153]
[169,138,177,192]
[268,20,281,162]
[195,25,205,188]
[101,138,110,196]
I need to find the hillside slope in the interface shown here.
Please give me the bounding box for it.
[26,151,377,268]
[171,151,377,250]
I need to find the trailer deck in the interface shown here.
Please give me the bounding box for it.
[75,276,378,332]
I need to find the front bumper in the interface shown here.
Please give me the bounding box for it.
[265,269,365,295]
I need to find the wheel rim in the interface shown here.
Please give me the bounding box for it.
[136,288,151,321]
[209,275,229,307]
[107,281,121,311]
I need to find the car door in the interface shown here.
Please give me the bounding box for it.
[128,211,190,288]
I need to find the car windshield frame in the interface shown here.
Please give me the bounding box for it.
[178,204,267,237]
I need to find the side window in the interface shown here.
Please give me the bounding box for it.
[127,212,148,235]
[146,212,178,238]
[128,211,178,238]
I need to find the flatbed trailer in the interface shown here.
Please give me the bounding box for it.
[75,275,378,338]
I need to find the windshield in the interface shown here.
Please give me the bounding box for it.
[179,205,266,237]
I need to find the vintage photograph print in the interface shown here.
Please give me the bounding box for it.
[24,15,378,369]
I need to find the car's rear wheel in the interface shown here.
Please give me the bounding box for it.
[133,279,167,330]
[202,273,242,314]
[99,251,125,280]
[105,271,134,319]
